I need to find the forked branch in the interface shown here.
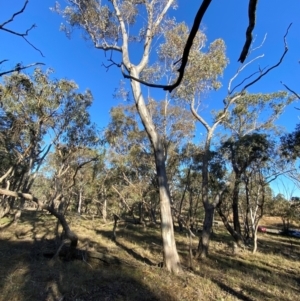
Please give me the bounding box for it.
[0,0,44,56]
[241,23,292,91]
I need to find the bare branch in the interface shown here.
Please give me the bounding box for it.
[0,62,45,77]
[0,0,44,56]
[0,167,14,184]
[228,54,264,94]
[281,82,300,100]
[0,187,78,247]
[0,0,29,27]
[112,185,131,210]
[251,33,267,52]
[121,64,168,88]
[242,23,292,91]
[67,157,98,190]
[265,169,297,184]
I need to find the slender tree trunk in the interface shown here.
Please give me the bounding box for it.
[78,189,82,215]
[198,203,214,258]
[216,205,244,245]
[198,143,214,258]
[252,224,259,254]
[155,145,181,273]
[130,70,181,273]
[138,201,145,225]
[232,172,242,235]
[244,177,250,240]
[102,198,107,223]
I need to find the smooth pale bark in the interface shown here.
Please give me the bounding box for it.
[155,144,181,272]
[77,189,82,215]
[252,224,259,254]
[191,95,242,258]
[102,198,107,223]
[130,69,181,274]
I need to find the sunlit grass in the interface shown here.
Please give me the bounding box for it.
[0,210,299,300]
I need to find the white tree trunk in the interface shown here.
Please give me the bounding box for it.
[77,189,82,215]
[129,69,181,273]
[102,198,107,223]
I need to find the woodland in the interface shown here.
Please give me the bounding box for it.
[0,1,300,300]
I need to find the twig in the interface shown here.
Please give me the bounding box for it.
[229,54,264,94]
[281,82,300,100]
[242,23,292,91]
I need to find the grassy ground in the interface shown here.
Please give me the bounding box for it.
[0,211,299,301]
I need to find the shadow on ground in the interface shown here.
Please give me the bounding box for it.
[0,238,175,301]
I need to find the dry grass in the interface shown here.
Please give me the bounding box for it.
[0,211,299,301]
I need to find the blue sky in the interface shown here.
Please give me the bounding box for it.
[1,0,300,196]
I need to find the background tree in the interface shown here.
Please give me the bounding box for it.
[218,90,294,247]
[105,100,195,225]
[0,68,99,250]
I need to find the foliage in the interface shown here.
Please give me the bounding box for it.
[281,123,300,160]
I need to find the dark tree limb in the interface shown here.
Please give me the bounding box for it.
[241,23,292,91]
[0,0,29,28]
[238,0,259,63]
[0,62,45,77]
[163,0,213,92]
[123,0,261,92]
[122,0,213,92]
[0,0,44,57]
[281,82,300,100]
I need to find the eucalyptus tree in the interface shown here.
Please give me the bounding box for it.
[55,0,203,272]
[157,18,293,257]
[269,193,300,232]
[220,133,273,245]
[55,0,184,273]
[281,123,300,161]
[105,104,156,221]
[157,22,231,258]
[219,92,293,245]
[0,68,98,249]
[106,101,195,224]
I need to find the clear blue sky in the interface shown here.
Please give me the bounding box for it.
[1,0,300,196]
